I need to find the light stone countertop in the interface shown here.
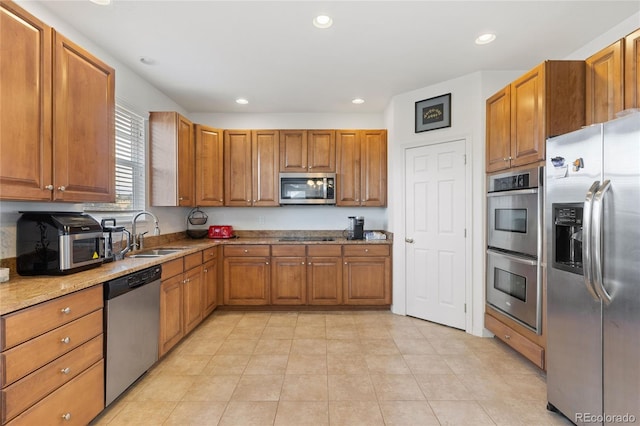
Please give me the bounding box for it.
[0,233,392,316]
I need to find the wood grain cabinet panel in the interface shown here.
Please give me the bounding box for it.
[280,130,336,172]
[203,257,218,316]
[343,256,391,305]
[279,130,308,172]
[183,265,203,335]
[271,256,307,305]
[196,125,224,206]
[224,257,270,305]
[307,256,343,305]
[159,274,184,357]
[586,39,624,125]
[224,130,253,206]
[486,87,511,173]
[625,28,640,109]
[485,314,544,369]
[252,130,280,206]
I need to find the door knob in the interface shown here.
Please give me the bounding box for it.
[405,238,414,243]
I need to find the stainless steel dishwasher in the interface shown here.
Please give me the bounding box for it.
[104,265,161,406]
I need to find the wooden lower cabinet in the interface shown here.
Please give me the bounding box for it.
[183,265,203,335]
[224,257,270,305]
[159,274,184,357]
[202,247,219,316]
[343,257,391,305]
[307,256,343,305]
[485,313,544,370]
[271,256,307,305]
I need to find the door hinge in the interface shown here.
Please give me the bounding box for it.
[464,228,467,238]
[463,154,467,165]
[464,303,467,313]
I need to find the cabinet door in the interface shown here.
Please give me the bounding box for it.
[343,257,391,305]
[360,130,387,206]
[195,125,224,206]
[224,130,252,206]
[486,86,511,173]
[177,115,195,206]
[252,130,280,206]
[336,130,361,206]
[0,1,52,201]
[586,39,624,125]
[224,257,270,305]
[510,64,545,168]
[53,31,115,202]
[279,130,308,172]
[159,275,183,357]
[271,257,306,305]
[183,266,203,334]
[307,257,342,305]
[308,130,336,172]
[625,29,640,110]
[202,258,218,316]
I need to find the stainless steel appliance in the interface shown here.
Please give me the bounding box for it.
[16,212,104,275]
[347,216,365,240]
[279,172,336,205]
[486,167,543,333]
[101,218,131,262]
[546,112,640,425]
[104,265,161,406]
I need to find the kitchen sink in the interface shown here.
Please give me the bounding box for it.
[129,248,188,258]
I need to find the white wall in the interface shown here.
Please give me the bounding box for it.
[565,12,640,60]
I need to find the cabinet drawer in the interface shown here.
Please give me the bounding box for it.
[224,245,270,257]
[271,245,305,257]
[342,245,390,257]
[161,258,184,280]
[7,359,104,426]
[307,245,341,257]
[202,247,217,261]
[2,336,102,424]
[184,252,203,270]
[0,310,103,387]
[485,314,544,369]
[0,286,102,351]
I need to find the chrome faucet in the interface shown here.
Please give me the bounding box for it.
[131,211,160,251]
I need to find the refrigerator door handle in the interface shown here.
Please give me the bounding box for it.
[592,180,613,305]
[582,180,601,302]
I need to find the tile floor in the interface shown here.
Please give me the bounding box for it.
[92,311,572,425]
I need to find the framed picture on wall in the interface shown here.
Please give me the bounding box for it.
[415,93,451,133]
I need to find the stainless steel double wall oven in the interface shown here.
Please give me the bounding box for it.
[486,166,543,334]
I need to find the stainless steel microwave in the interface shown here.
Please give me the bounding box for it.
[279,173,336,205]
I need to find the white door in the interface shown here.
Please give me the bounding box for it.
[405,140,466,329]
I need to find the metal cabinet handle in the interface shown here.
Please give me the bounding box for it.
[364,249,369,253]
[58,186,66,192]
[45,184,54,191]
[61,367,71,374]
[179,197,184,201]
[266,262,269,265]
[220,198,223,202]
[61,307,71,314]
[301,262,305,265]
[61,337,70,344]
[344,262,347,265]
[204,268,208,273]
[504,335,511,340]
[405,238,414,243]
[244,249,249,253]
[62,413,71,421]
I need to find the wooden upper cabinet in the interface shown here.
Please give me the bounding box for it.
[252,130,280,206]
[0,1,52,201]
[280,129,335,172]
[625,28,640,110]
[195,124,224,206]
[150,112,195,207]
[486,61,585,172]
[586,39,624,125]
[224,130,279,206]
[336,130,387,207]
[486,86,511,173]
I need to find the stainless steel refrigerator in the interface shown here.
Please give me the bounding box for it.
[546,111,640,426]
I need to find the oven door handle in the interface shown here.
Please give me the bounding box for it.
[486,188,538,197]
[486,249,537,266]
[592,180,612,305]
[582,180,601,302]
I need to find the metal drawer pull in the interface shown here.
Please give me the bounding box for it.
[365,249,369,252]
[504,335,511,340]
[301,262,305,265]
[244,249,248,253]
[61,367,71,374]
[62,413,72,421]
[61,337,71,344]
[61,307,71,314]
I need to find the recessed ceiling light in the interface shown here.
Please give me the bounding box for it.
[235,98,249,105]
[352,98,365,104]
[89,0,111,5]
[313,15,333,29]
[475,33,496,45]
[139,57,154,65]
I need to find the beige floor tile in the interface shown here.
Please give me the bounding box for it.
[325,326,358,339]
[476,349,543,375]
[294,325,326,339]
[275,401,329,426]
[457,373,515,401]
[429,400,496,425]
[107,401,177,425]
[227,326,265,339]
[187,324,234,340]
[328,401,384,426]
[244,354,289,375]
[403,354,454,375]
[152,353,211,376]
[218,401,278,426]
[280,374,328,401]
[231,374,284,401]
[416,322,466,339]
[90,397,127,425]
[379,401,440,425]
[203,354,250,375]
[164,401,226,425]
[327,353,369,374]
[415,373,475,400]
[444,353,499,375]
[181,375,240,401]
[176,337,224,355]
[429,338,473,355]
[479,399,573,425]
[267,312,299,327]
[291,338,327,354]
[387,326,425,340]
[216,338,258,355]
[370,374,425,401]
[394,338,437,355]
[326,339,363,354]
[286,353,327,374]
[133,375,195,402]
[365,354,412,374]
[501,373,548,401]
[253,338,292,355]
[296,313,327,327]
[360,338,401,355]
[325,315,357,327]
[235,313,271,328]
[262,326,295,339]
[328,374,377,401]
[357,326,392,339]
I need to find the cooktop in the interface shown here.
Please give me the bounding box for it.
[278,237,335,242]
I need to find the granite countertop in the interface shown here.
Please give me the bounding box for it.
[0,231,392,316]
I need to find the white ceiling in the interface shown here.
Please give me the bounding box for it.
[36,1,640,114]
